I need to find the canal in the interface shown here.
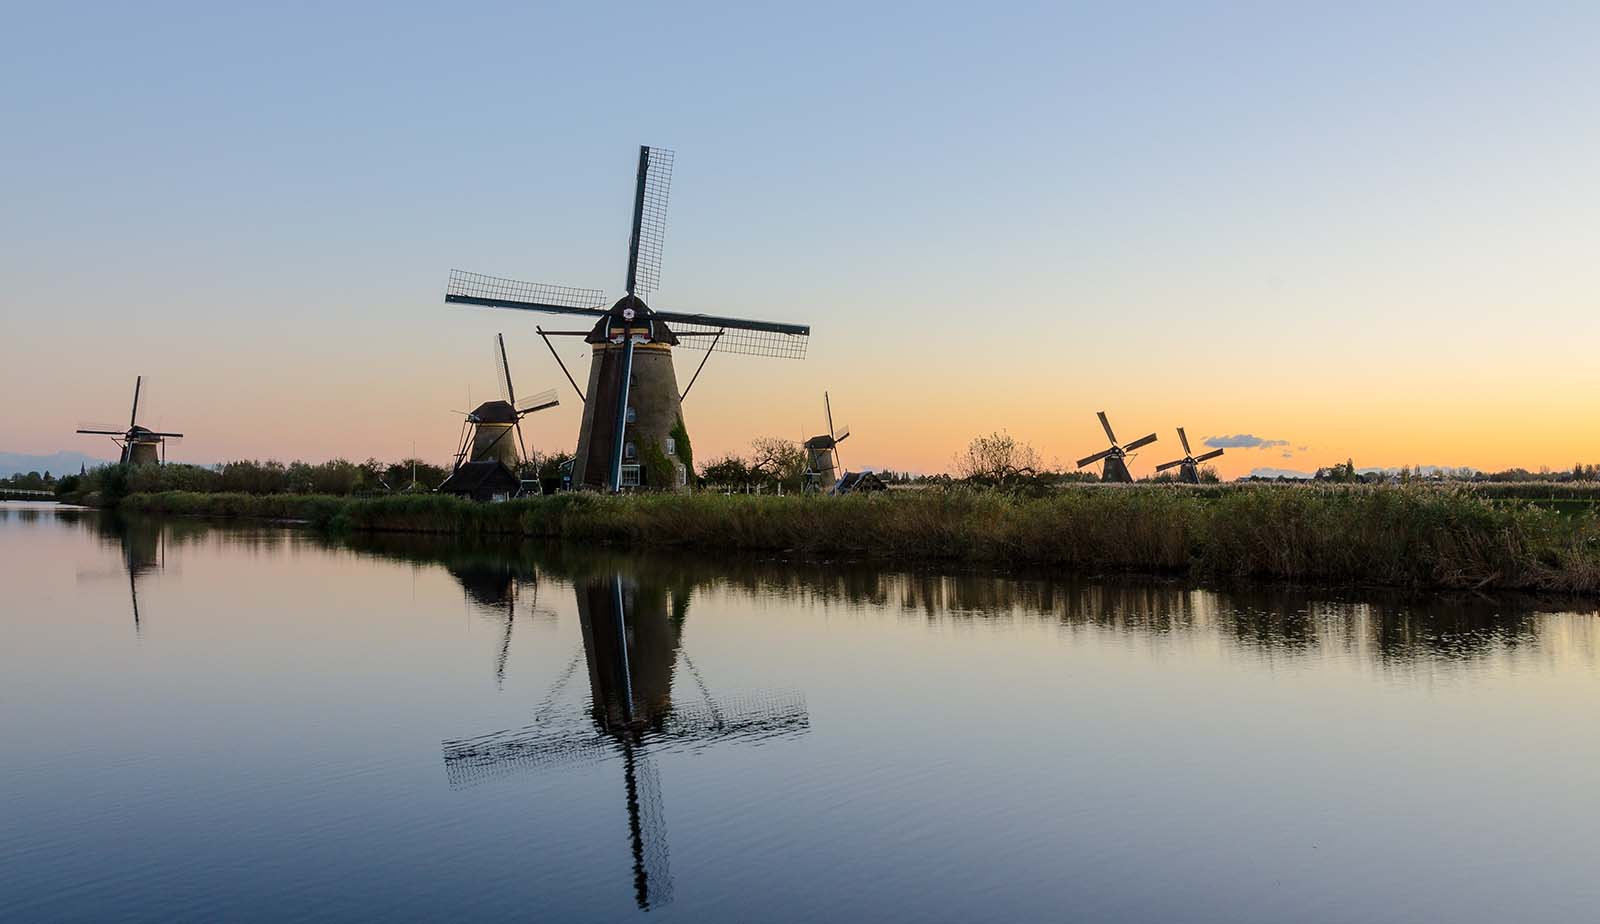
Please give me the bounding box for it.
[2,505,1597,922]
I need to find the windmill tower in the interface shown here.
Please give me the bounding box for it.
[76,376,184,465]
[445,145,810,493]
[452,334,559,471]
[1155,427,1224,483]
[1075,411,1156,483]
[803,391,850,492]
[442,571,809,911]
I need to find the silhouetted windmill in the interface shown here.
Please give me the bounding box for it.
[76,376,183,465]
[450,334,559,471]
[1155,428,1224,484]
[1075,411,1156,483]
[803,391,851,492]
[445,145,810,492]
[442,573,809,911]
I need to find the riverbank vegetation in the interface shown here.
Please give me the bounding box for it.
[112,484,1600,594]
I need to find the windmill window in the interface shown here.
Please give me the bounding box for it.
[664,437,676,455]
[623,442,637,460]
[620,464,642,488]
[626,406,637,424]
[676,464,687,486]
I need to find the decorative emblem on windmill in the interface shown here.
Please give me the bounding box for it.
[442,572,809,911]
[1155,427,1224,483]
[445,146,811,492]
[1075,411,1157,483]
[451,333,559,471]
[803,391,851,493]
[76,376,184,465]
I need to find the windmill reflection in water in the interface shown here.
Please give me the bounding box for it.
[442,572,810,910]
[73,514,165,635]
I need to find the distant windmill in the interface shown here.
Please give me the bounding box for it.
[803,391,851,492]
[450,333,559,471]
[76,376,183,465]
[1155,428,1224,484]
[442,573,809,911]
[445,145,811,492]
[1075,411,1156,483]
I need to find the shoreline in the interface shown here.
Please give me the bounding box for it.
[88,486,1600,596]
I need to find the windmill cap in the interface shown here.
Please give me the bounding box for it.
[469,400,519,423]
[586,295,680,346]
[804,434,836,449]
[610,294,650,315]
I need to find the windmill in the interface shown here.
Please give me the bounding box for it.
[76,376,183,465]
[450,333,559,472]
[1155,428,1224,484]
[445,145,811,493]
[1075,411,1157,483]
[442,572,809,911]
[803,391,851,492]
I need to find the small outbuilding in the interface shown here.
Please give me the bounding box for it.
[833,471,888,495]
[437,460,521,503]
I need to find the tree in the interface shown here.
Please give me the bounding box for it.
[748,438,806,491]
[701,454,754,488]
[953,431,1041,486]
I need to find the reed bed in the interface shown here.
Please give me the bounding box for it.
[116,485,1600,594]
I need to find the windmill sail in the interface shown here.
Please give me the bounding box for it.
[497,333,516,404]
[625,146,674,299]
[446,271,609,317]
[659,314,810,359]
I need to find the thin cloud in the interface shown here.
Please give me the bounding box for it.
[1204,434,1290,450]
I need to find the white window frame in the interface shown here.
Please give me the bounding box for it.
[664,437,676,455]
[625,406,637,424]
[620,464,642,487]
[623,441,637,460]
[676,463,687,486]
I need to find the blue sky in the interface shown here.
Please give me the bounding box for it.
[3,2,1597,475]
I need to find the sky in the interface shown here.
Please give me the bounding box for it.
[2,1,1597,479]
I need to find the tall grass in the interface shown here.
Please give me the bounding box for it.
[116,485,1600,594]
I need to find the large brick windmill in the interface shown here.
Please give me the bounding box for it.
[445,145,811,492]
[76,376,183,465]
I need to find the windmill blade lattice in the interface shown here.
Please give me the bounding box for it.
[627,146,674,298]
[663,319,809,359]
[447,271,609,316]
[516,388,560,415]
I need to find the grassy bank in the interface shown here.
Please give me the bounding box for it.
[116,486,1600,594]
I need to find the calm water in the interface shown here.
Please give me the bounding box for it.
[3,505,1599,923]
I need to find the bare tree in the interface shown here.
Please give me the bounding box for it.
[749,437,807,491]
[953,431,1041,486]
